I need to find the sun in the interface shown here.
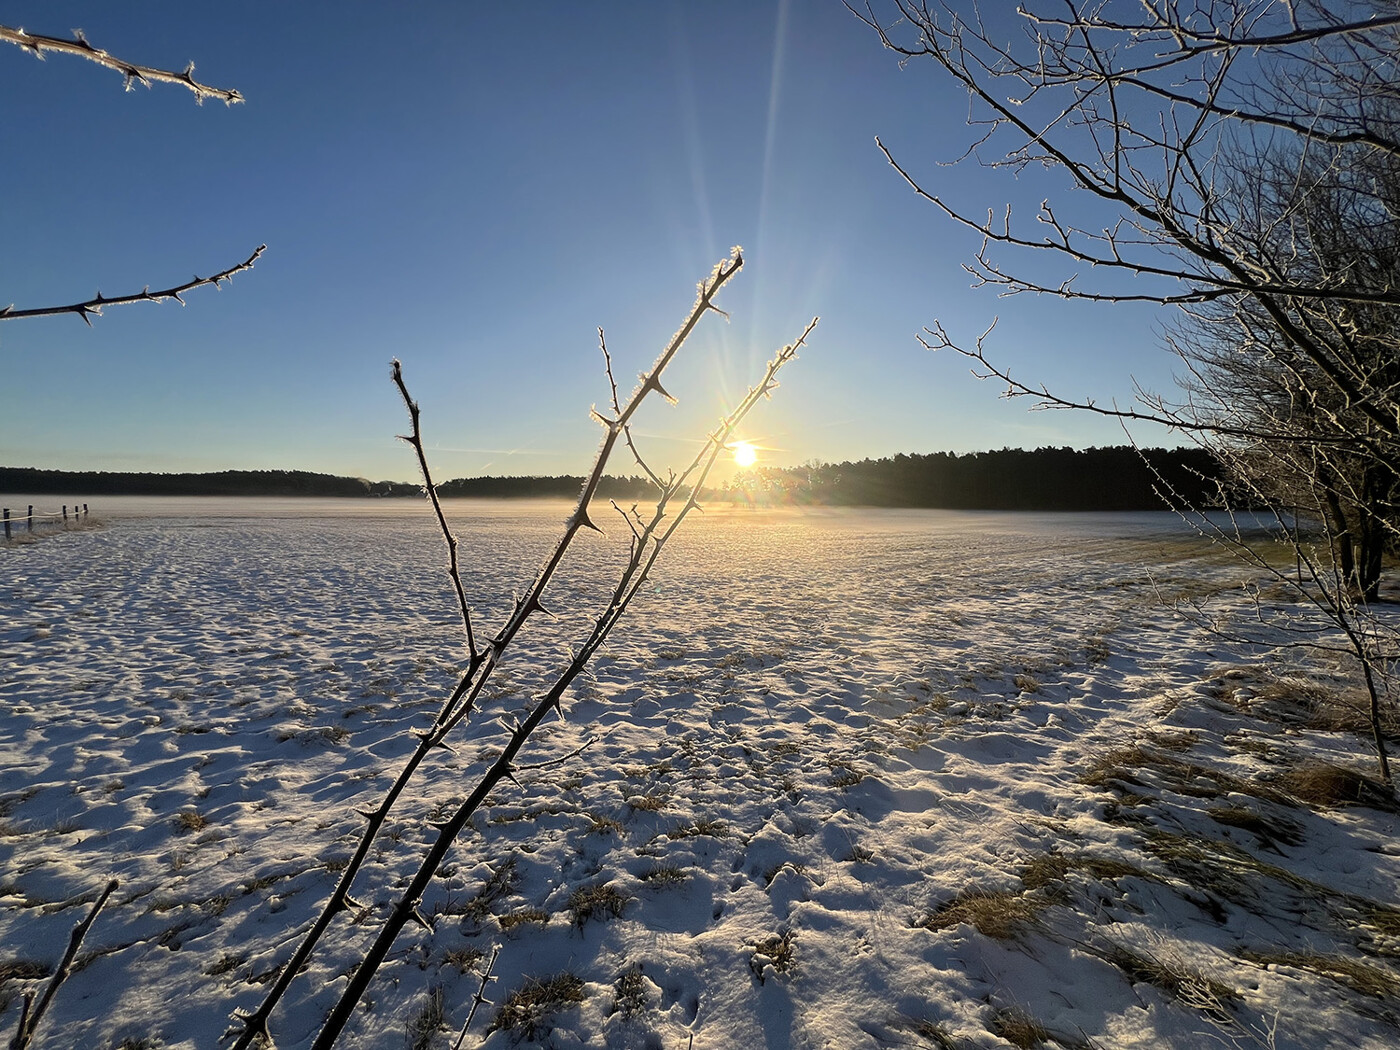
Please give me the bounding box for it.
[731,441,758,468]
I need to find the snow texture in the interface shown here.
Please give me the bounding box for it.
[1,497,1397,1049]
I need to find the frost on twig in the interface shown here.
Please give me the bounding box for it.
[0,24,243,103]
[0,245,266,326]
[301,256,815,1049]
[232,249,817,1050]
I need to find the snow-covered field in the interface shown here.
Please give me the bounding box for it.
[2,498,1397,1049]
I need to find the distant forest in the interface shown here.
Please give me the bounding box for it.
[0,467,418,498]
[2,447,1220,511]
[714,447,1222,510]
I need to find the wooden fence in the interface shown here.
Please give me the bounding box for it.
[2,503,90,540]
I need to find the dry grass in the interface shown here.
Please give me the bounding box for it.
[405,984,446,1050]
[1276,763,1398,811]
[1238,948,1400,998]
[585,814,623,835]
[460,858,519,922]
[1206,805,1306,846]
[609,964,648,1018]
[172,810,208,834]
[567,884,628,927]
[1020,852,1144,894]
[440,947,484,975]
[1082,743,1289,805]
[747,930,795,984]
[639,864,689,887]
[922,890,1040,940]
[489,973,586,1042]
[1206,665,1400,739]
[666,819,729,840]
[498,908,549,932]
[1098,942,1240,1022]
[987,1006,1050,1048]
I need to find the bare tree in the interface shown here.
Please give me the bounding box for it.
[851,0,1400,784]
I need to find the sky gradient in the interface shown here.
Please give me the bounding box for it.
[2,1,1184,483]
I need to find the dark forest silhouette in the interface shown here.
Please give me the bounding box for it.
[2,447,1219,510]
[717,447,1220,509]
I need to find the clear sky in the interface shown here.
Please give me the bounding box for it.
[2,1,1184,483]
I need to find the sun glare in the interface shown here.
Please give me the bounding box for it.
[732,441,758,468]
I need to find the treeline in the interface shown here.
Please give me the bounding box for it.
[715,447,1222,510]
[435,475,655,500]
[0,466,654,501]
[0,467,418,498]
[2,448,1221,509]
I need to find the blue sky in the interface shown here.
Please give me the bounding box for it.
[1,1,1183,482]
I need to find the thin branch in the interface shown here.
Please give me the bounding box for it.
[451,945,500,1050]
[514,738,596,772]
[233,249,750,1050]
[393,360,477,660]
[598,327,664,488]
[307,301,814,1050]
[0,25,243,103]
[9,879,118,1050]
[0,245,266,325]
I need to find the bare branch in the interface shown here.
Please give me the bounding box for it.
[0,24,243,103]
[1,245,266,325]
[9,878,118,1050]
[392,360,478,661]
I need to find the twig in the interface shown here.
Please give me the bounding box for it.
[0,25,243,103]
[306,277,813,1049]
[1,245,266,325]
[9,878,118,1050]
[598,327,664,488]
[515,738,596,772]
[450,945,500,1050]
[393,359,477,659]
[232,250,750,1050]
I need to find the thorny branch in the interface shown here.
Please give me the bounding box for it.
[230,249,773,1050]
[307,291,815,1049]
[393,359,478,658]
[0,246,266,325]
[8,879,118,1050]
[598,327,666,489]
[450,945,500,1050]
[0,24,243,103]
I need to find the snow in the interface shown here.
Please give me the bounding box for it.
[2,498,1397,1049]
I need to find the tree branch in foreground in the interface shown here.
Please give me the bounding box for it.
[0,24,243,103]
[7,879,118,1050]
[228,250,795,1050]
[306,298,815,1049]
[0,246,266,325]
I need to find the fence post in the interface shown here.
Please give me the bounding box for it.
[62,505,68,523]
[27,506,34,532]
[83,504,89,517]
[3,509,9,541]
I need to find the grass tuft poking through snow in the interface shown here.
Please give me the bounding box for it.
[488,973,586,1042]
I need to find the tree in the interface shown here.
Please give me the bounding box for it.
[1168,130,1400,602]
[851,0,1400,784]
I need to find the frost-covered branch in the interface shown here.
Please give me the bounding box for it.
[0,245,266,325]
[306,294,814,1050]
[231,249,805,1050]
[0,24,243,103]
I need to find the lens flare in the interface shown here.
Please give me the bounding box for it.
[732,441,758,468]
